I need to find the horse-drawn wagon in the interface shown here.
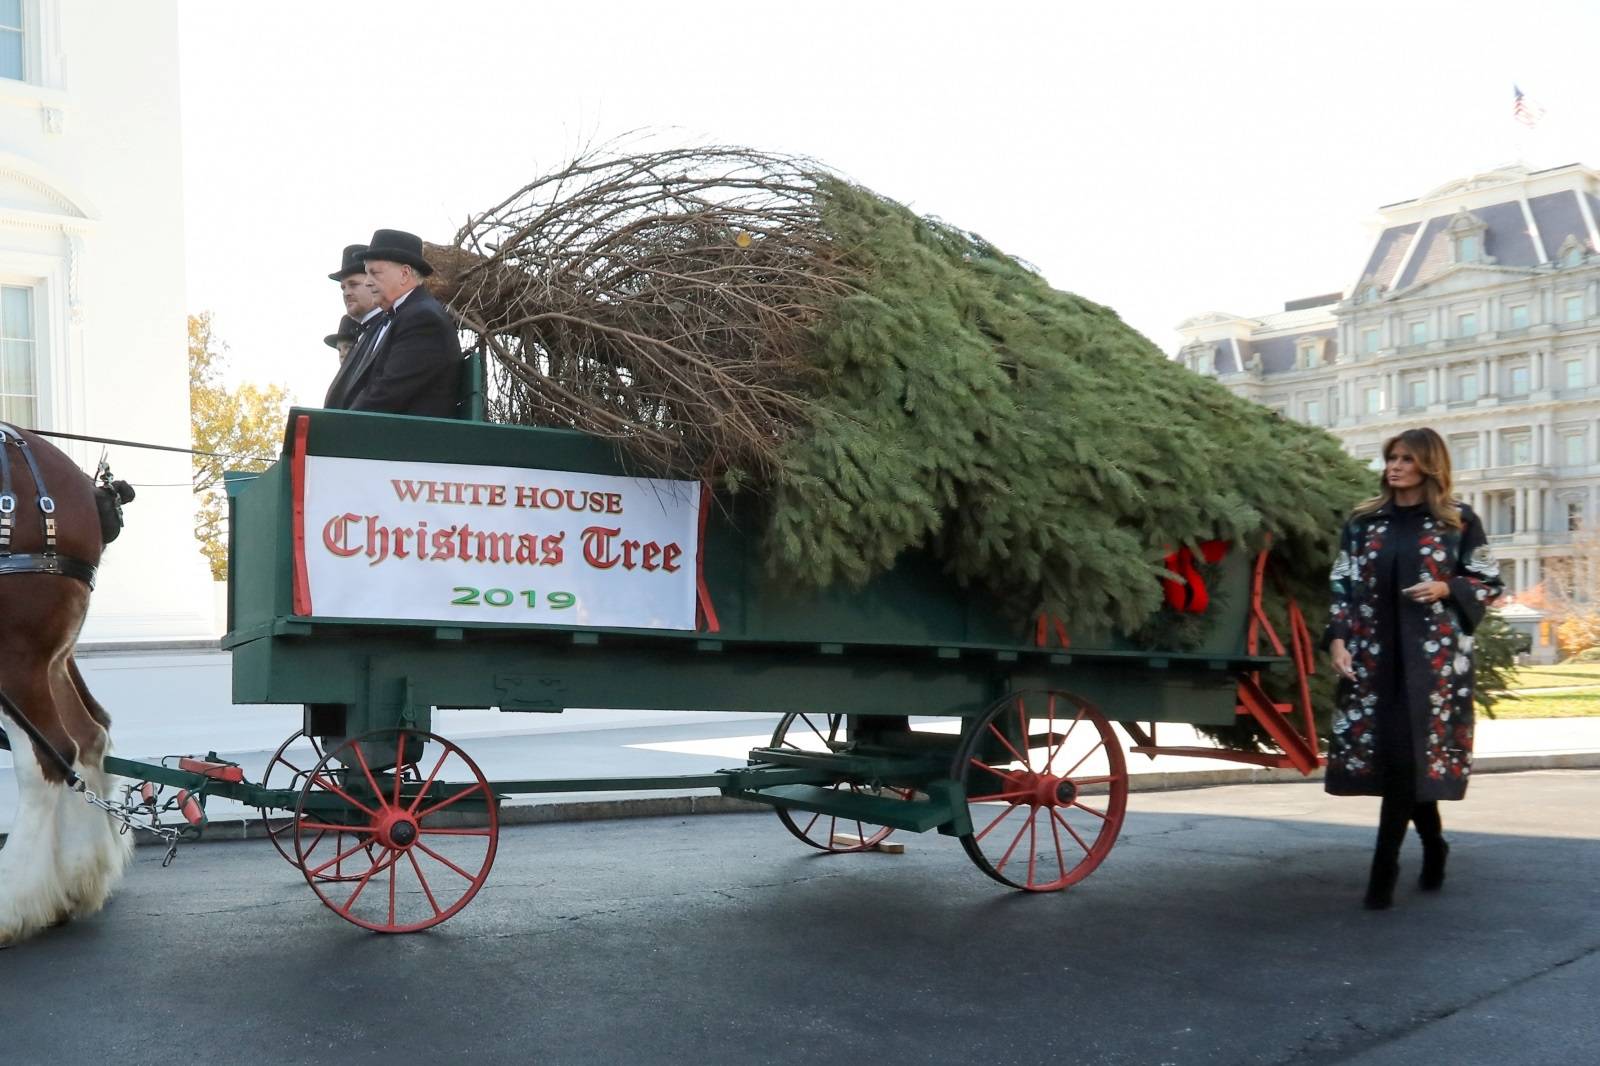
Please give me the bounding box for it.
[71,400,1321,934]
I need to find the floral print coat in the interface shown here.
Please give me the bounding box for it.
[1322,501,1503,800]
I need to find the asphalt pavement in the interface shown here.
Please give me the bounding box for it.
[0,771,1595,1065]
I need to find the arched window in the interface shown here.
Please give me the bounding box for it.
[0,153,94,428]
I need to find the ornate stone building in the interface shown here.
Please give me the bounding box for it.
[0,1,214,642]
[1178,163,1600,639]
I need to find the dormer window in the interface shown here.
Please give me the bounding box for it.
[1297,338,1324,369]
[0,0,23,81]
[1182,343,1216,376]
[1559,234,1587,268]
[1446,209,1490,265]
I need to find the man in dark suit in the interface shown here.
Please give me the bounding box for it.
[345,229,462,419]
[322,244,387,408]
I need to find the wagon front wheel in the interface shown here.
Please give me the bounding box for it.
[261,728,384,882]
[954,691,1128,891]
[770,712,911,853]
[292,729,499,932]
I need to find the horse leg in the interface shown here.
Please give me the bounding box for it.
[48,654,132,920]
[0,677,75,946]
[68,656,112,733]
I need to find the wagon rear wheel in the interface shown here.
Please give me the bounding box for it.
[954,691,1128,891]
[770,712,912,853]
[292,729,499,933]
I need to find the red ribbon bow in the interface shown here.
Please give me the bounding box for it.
[1162,540,1230,614]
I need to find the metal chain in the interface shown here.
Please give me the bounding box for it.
[76,781,197,867]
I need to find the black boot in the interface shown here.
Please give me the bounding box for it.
[1419,838,1449,890]
[1413,801,1447,891]
[1364,854,1400,910]
[1365,790,1411,910]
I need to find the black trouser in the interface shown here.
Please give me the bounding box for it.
[1375,777,1442,864]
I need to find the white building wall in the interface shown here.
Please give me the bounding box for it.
[0,0,213,643]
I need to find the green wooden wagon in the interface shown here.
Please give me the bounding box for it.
[105,401,1320,933]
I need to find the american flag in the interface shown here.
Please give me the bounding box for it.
[1513,85,1545,128]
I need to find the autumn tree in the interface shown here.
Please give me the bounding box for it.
[1534,527,1600,657]
[190,312,289,579]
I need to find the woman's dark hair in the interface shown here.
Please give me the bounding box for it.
[1350,426,1462,530]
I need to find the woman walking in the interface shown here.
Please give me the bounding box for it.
[1323,428,1503,909]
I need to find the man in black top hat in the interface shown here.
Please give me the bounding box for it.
[322,244,387,408]
[344,229,461,418]
[324,315,362,363]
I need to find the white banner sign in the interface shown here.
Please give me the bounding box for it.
[297,455,702,630]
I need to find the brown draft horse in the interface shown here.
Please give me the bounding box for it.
[0,425,132,948]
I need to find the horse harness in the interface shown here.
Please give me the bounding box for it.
[0,420,98,588]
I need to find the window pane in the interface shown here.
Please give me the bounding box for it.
[0,393,32,426]
[1409,321,1427,344]
[1458,235,1478,262]
[1364,387,1381,413]
[1408,381,1427,407]
[1458,444,1479,469]
[1566,361,1584,389]
[2,285,32,339]
[1566,436,1585,465]
[1458,313,1477,336]
[0,29,20,81]
[1,338,33,395]
[1566,295,1585,322]
[0,0,22,28]
[1510,367,1529,393]
[1510,305,1529,328]
[1362,329,1378,353]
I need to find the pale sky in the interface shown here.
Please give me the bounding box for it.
[179,0,1600,405]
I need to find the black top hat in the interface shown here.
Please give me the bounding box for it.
[361,229,434,276]
[324,314,361,349]
[329,244,370,282]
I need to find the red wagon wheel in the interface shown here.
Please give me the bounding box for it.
[292,729,499,933]
[261,729,383,882]
[954,691,1128,891]
[770,712,913,853]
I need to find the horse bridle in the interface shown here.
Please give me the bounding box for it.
[0,420,97,588]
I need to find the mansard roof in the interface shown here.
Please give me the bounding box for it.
[1358,166,1600,295]
[1187,326,1337,378]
